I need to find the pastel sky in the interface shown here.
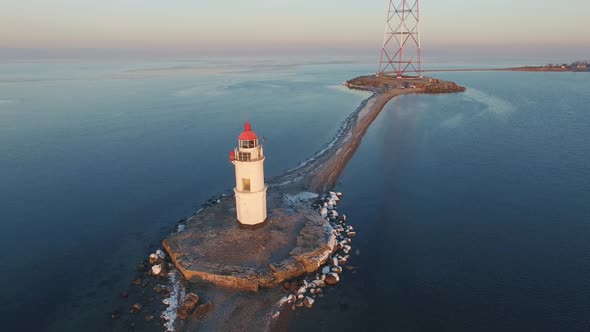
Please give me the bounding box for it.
[1,0,589,55]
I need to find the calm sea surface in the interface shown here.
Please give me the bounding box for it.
[1,57,589,331]
[290,70,590,331]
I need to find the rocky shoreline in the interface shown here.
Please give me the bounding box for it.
[273,191,357,312]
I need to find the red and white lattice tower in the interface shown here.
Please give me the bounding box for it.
[377,0,422,78]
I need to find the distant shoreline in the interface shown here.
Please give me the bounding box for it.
[423,66,590,73]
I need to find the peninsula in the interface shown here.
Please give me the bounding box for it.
[151,74,466,331]
[423,61,590,73]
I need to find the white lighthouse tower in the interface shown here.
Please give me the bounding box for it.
[229,122,267,227]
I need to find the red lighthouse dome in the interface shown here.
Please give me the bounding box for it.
[238,122,258,140]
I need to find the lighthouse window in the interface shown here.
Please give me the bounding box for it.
[240,140,257,148]
[242,178,251,192]
[237,151,251,161]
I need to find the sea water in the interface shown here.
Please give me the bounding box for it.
[1,57,589,331]
[289,71,590,331]
[0,57,371,331]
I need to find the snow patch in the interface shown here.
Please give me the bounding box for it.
[277,92,376,180]
[161,270,185,332]
[284,192,319,207]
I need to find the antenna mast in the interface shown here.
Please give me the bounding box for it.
[378,0,422,78]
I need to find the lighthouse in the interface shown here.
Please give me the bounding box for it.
[229,122,268,226]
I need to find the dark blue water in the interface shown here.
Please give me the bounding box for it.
[289,71,590,331]
[2,57,589,331]
[0,57,372,331]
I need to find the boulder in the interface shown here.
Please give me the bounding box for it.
[332,256,339,267]
[156,249,166,259]
[332,266,343,274]
[325,273,340,285]
[130,303,141,314]
[190,302,213,320]
[151,264,163,276]
[312,280,325,288]
[304,296,315,308]
[177,293,200,320]
[149,254,159,265]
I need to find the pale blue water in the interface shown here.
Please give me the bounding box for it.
[1,57,589,331]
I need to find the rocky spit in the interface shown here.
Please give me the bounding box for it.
[113,75,465,331]
[272,75,465,193]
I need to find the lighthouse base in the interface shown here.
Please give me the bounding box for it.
[234,186,267,226]
[236,217,268,230]
[162,189,337,291]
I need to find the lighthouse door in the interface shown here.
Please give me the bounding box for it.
[242,178,251,192]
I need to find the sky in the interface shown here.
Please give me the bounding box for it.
[1,0,589,57]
